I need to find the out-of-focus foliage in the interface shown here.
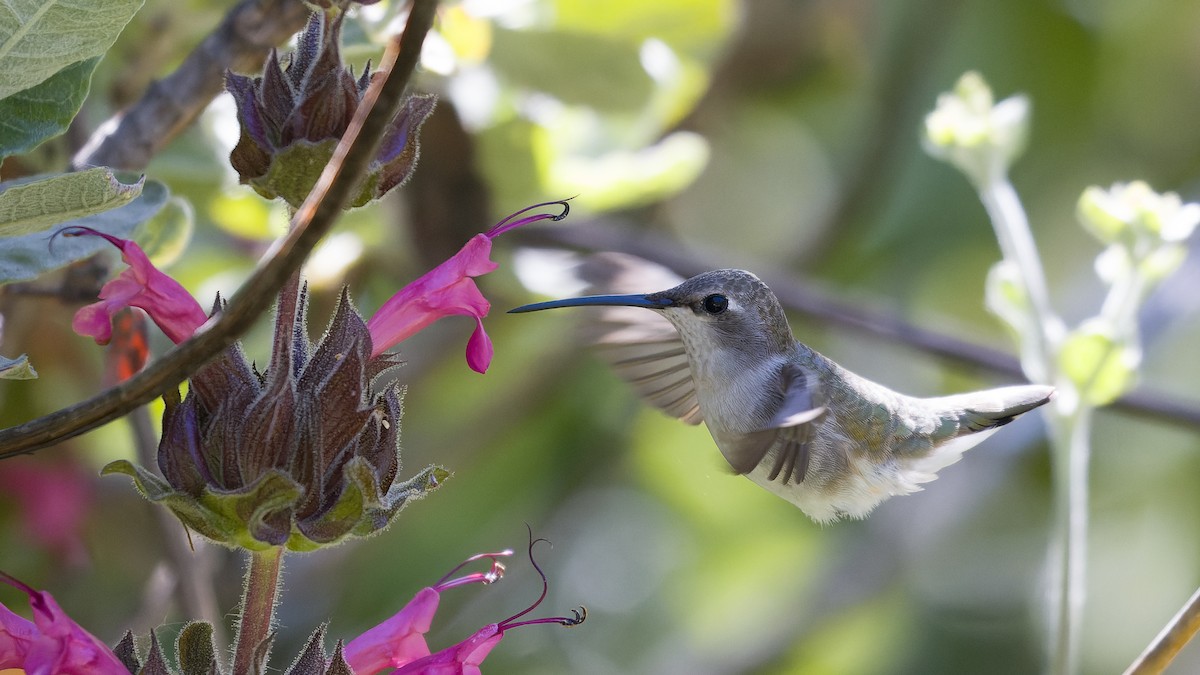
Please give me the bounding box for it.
[1,1,1199,674]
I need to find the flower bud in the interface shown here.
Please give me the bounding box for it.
[923,71,1030,187]
[104,286,447,551]
[226,10,435,208]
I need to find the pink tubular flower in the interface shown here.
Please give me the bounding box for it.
[343,551,513,673]
[345,538,585,675]
[392,538,586,675]
[0,573,127,675]
[60,227,207,345]
[366,200,570,373]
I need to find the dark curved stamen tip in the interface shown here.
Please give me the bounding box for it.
[486,198,573,238]
[561,606,587,627]
[508,293,673,314]
[49,226,120,254]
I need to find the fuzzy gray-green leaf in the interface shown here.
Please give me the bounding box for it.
[0,168,143,237]
[0,0,143,100]
[0,178,168,284]
[0,353,37,380]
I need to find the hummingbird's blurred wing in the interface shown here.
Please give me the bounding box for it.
[574,253,703,424]
[723,363,826,485]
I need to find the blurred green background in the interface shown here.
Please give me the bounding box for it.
[2,0,1200,673]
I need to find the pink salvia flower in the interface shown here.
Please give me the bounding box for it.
[366,200,570,373]
[392,537,586,675]
[60,227,207,345]
[344,551,512,674]
[0,573,127,675]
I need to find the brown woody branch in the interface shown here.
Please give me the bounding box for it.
[73,0,312,171]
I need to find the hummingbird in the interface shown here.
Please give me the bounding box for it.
[509,256,1053,523]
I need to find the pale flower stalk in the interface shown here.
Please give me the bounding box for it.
[924,72,1200,675]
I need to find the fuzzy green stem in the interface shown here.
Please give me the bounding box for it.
[231,547,285,675]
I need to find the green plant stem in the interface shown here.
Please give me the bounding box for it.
[231,547,285,675]
[977,176,1087,675]
[978,178,1059,378]
[1049,406,1092,675]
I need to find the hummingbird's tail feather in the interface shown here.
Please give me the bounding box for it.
[902,384,1054,483]
[950,384,1055,433]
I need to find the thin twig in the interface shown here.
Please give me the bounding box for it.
[73,0,312,171]
[1125,586,1200,675]
[520,220,1200,430]
[0,0,440,460]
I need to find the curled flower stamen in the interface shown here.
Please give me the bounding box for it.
[0,570,37,597]
[434,550,513,592]
[485,199,572,239]
[496,529,587,631]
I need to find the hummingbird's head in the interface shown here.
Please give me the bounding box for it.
[509,268,795,357]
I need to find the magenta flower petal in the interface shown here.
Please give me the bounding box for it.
[391,625,503,675]
[344,552,511,674]
[61,227,207,345]
[0,574,127,674]
[343,586,439,672]
[464,317,493,374]
[1,602,37,669]
[366,200,569,373]
[366,234,496,369]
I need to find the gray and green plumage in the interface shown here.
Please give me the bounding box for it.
[511,255,1053,523]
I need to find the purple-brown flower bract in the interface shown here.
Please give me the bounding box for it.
[226,9,435,208]
[103,284,446,551]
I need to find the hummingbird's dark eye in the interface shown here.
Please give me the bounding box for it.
[702,294,728,315]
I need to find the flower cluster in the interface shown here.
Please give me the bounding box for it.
[226,9,434,208]
[66,201,568,550]
[1,543,582,674]
[923,71,1030,187]
[1056,182,1200,406]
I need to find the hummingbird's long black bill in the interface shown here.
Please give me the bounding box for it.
[508,293,674,313]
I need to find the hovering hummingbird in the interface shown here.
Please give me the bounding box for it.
[510,256,1053,523]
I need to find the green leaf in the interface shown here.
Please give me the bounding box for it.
[0,0,143,100]
[1058,321,1139,406]
[0,178,169,284]
[490,28,654,112]
[0,353,37,379]
[0,168,144,237]
[0,57,99,160]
